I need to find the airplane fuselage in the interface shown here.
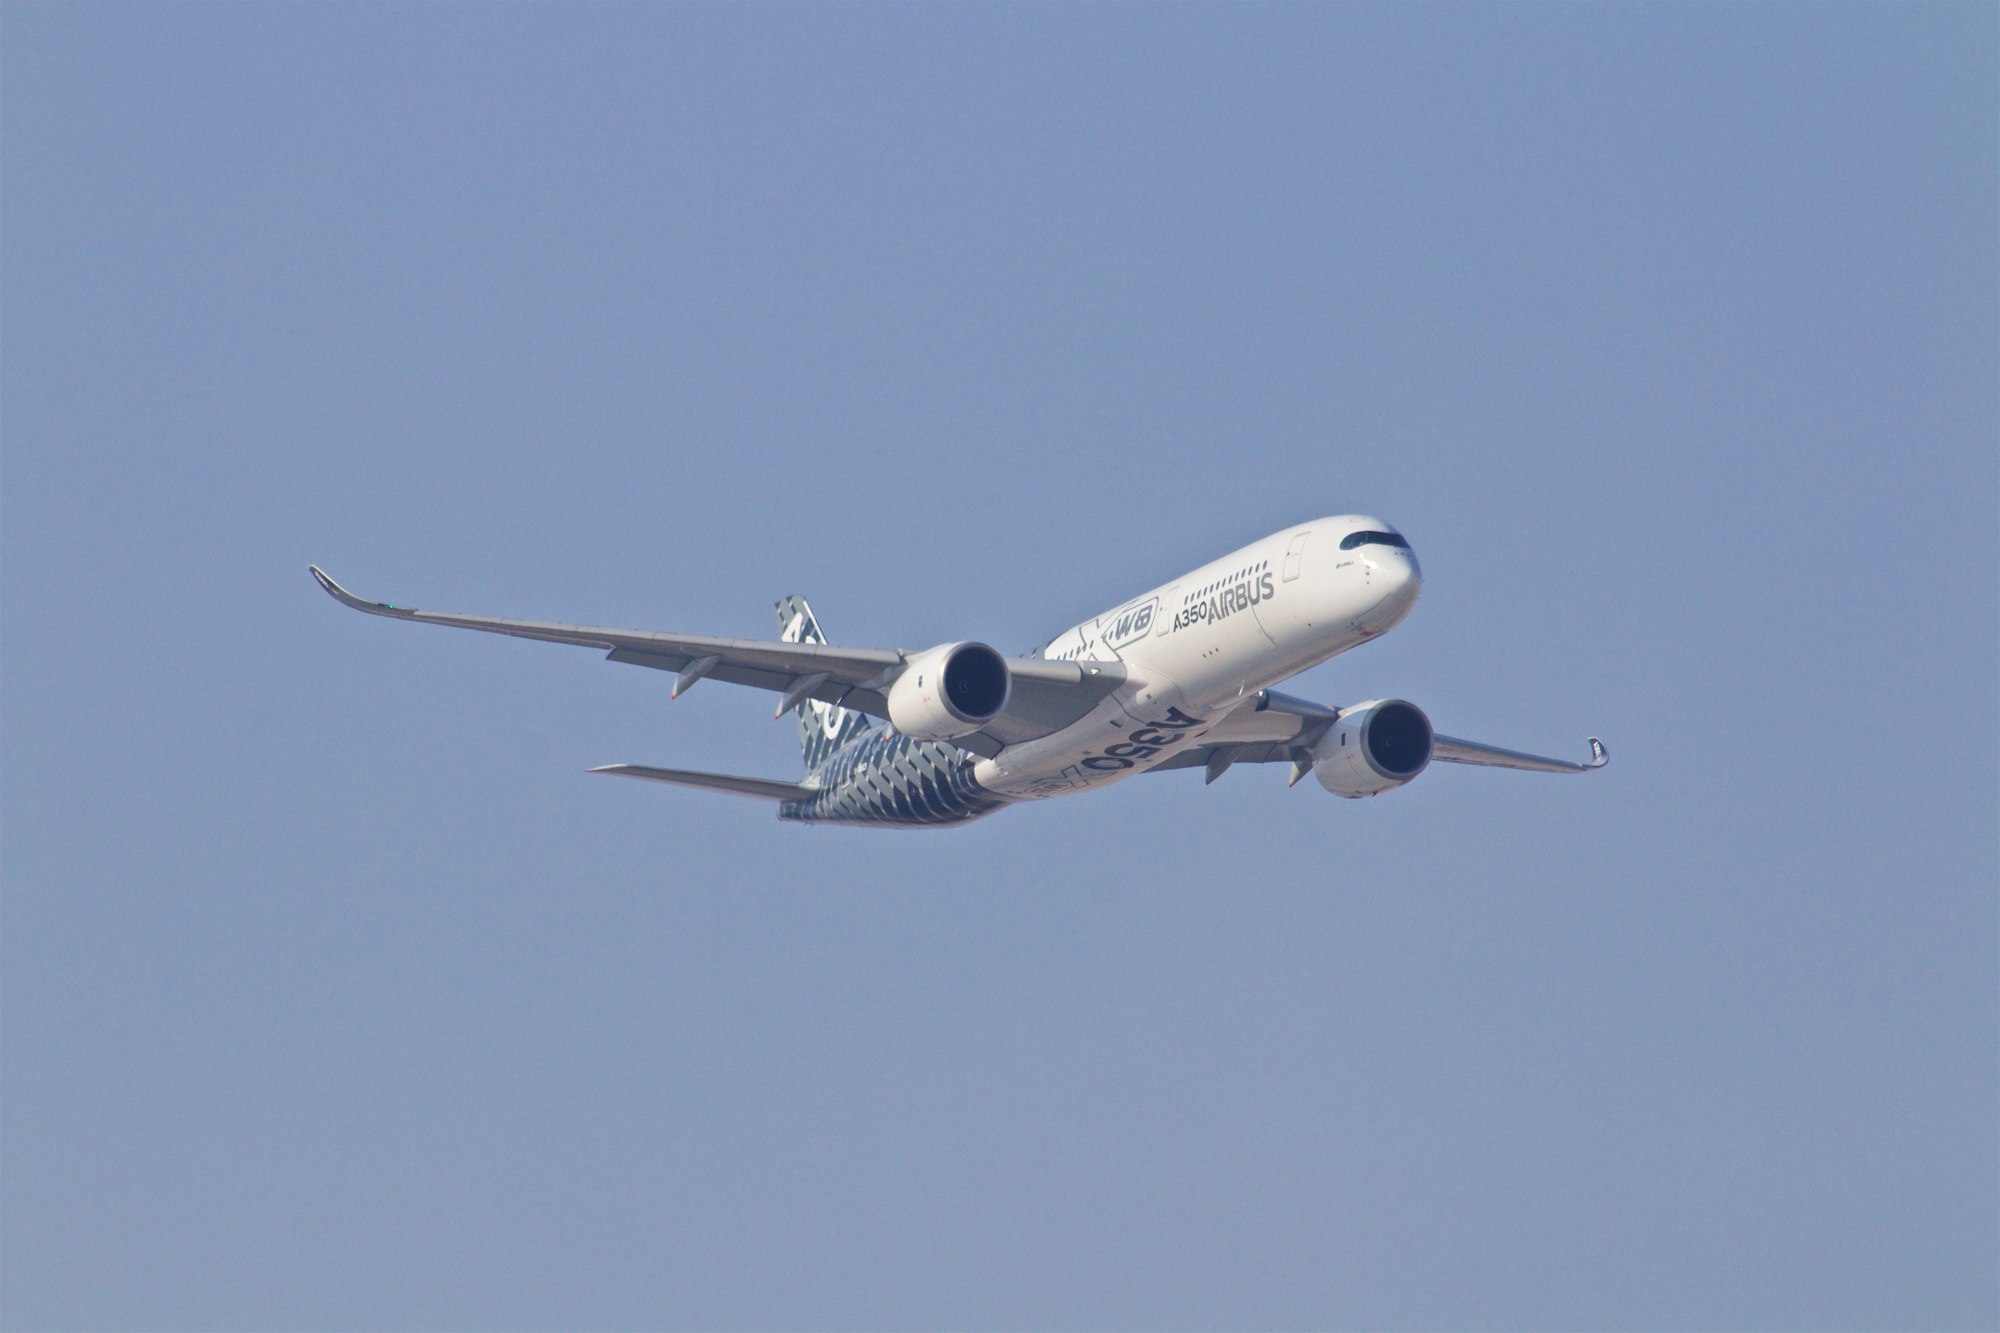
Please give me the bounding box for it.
[779,515,1422,827]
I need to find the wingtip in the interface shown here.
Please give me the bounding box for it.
[308,566,408,616]
[1585,736,1609,769]
[309,565,354,604]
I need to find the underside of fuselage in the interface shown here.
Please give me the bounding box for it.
[780,726,1004,827]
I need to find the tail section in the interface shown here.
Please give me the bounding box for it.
[775,595,870,772]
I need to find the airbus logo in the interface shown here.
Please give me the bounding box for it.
[1171,571,1275,633]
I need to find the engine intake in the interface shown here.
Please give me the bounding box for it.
[886,642,1011,741]
[1313,698,1433,798]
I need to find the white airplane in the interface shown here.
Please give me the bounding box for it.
[312,515,1604,828]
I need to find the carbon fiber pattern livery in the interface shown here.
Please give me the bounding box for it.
[773,595,1003,827]
[781,728,1004,827]
[774,595,871,773]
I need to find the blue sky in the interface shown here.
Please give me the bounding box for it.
[4,5,1994,1329]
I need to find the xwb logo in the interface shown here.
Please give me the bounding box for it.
[1101,599,1156,649]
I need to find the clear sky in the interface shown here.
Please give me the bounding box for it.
[4,5,1994,1330]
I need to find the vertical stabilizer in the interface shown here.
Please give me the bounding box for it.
[775,595,869,772]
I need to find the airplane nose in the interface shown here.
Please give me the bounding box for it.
[1363,550,1422,628]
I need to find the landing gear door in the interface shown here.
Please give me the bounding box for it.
[1282,531,1311,582]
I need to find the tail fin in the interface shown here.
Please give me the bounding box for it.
[775,595,869,772]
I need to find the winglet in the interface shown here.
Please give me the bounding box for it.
[1585,736,1609,769]
[309,566,414,619]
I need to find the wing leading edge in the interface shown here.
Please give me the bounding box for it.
[309,567,1123,757]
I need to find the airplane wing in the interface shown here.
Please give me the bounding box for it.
[1429,734,1608,774]
[1147,690,1607,783]
[309,567,1124,757]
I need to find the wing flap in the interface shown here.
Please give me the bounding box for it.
[604,647,794,695]
[1151,741,1296,773]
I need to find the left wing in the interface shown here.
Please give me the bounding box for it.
[309,567,1123,757]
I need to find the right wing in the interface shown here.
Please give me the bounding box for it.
[1430,734,1608,774]
[310,567,1125,757]
[1144,690,1608,783]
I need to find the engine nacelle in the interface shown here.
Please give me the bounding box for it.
[1313,698,1433,798]
[885,642,1011,741]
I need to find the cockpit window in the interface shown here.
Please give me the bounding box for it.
[1339,530,1411,551]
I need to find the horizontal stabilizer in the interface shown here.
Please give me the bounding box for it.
[589,764,817,802]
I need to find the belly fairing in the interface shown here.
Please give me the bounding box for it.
[970,678,1214,800]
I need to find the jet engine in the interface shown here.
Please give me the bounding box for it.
[885,642,1011,741]
[1313,698,1433,798]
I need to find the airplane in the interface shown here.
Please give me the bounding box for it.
[311,514,1605,829]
